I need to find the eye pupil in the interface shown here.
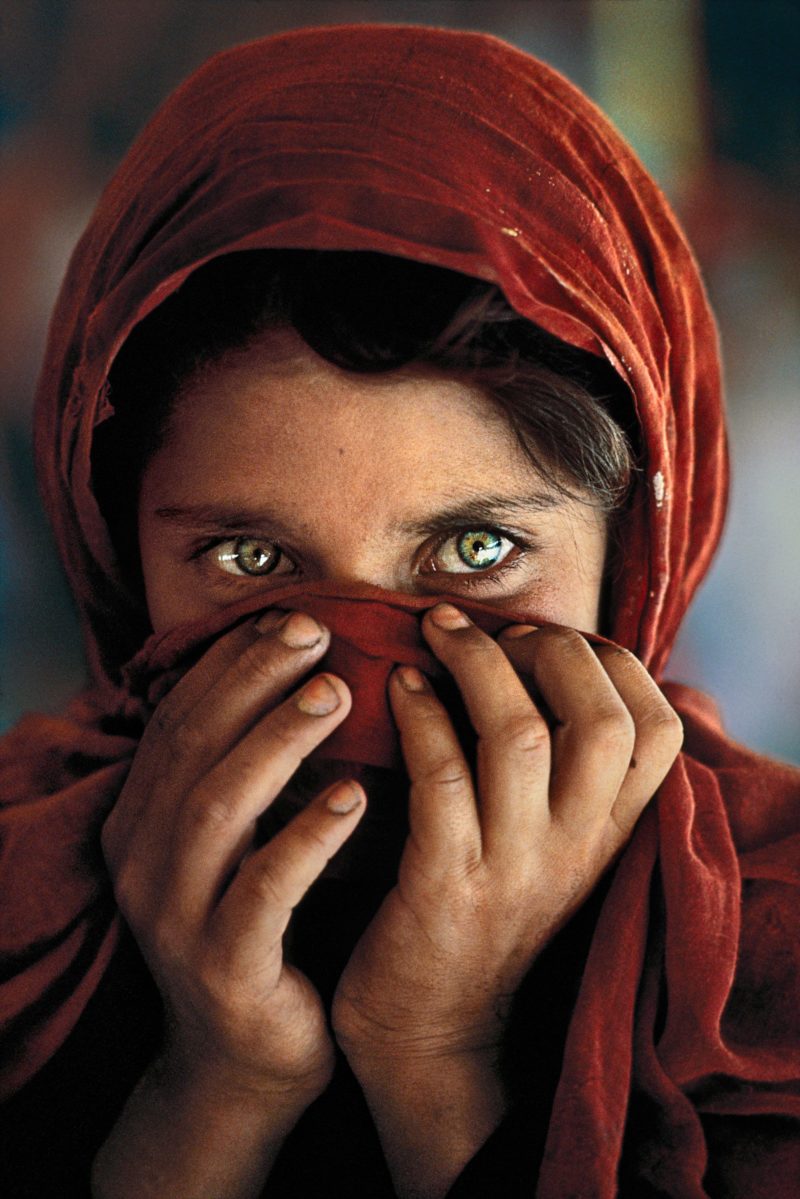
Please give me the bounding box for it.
[236,537,277,575]
[457,530,502,569]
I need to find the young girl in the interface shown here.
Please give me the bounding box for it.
[1,24,798,1199]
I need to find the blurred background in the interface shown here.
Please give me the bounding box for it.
[1,0,798,763]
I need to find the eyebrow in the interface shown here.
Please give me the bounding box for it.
[395,491,563,537]
[153,489,564,537]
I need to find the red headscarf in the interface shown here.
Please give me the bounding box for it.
[35,25,725,686]
[2,25,798,1196]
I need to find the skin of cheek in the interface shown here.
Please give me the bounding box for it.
[136,331,609,634]
[546,508,609,632]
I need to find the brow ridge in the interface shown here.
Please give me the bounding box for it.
[153,489,562,536]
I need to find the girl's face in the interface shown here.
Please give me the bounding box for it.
[138,329,608,633]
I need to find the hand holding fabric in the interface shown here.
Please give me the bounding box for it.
[94,610,365,1197]
[332,603,683,1196]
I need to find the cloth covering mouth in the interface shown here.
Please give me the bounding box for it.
[121,580,612,773]
[120,584,613,886]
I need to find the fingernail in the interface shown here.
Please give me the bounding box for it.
[277,611,324,649]
[326,780,364,815]
[255,609,324,647]
[296,674,341,715]
[396,665,430,693]
[429,603,470,630]
[500,623,537,640]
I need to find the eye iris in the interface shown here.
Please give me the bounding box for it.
[456,530,503,569]
[236,537,277,575]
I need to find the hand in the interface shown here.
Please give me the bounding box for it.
[101,609,365,1104]
[332,603,683,1068]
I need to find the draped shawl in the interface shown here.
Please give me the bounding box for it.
[2,24,798,1197]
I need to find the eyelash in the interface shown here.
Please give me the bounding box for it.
[420,528,535,589]
[189,526,538,591]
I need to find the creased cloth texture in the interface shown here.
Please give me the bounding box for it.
[121,582,612,771]
[1,22,798,1197]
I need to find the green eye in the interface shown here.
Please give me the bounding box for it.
[214,536,280,576]
[456,530,503,568]
[433,528,513,573]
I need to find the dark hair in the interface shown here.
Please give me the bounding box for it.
[93,250,636,580]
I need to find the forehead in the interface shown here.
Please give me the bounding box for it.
[145,329,569,539]
[167,328,521,464]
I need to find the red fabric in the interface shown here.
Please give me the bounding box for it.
[1,23,798,1195]
[122,582,610,771]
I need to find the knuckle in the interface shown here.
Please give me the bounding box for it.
[290,821,333,860]
[498,712,548,756]
[263,714,305,758]
[417,755,471,794]
[184,786,239,833]
[458,844,485,880]
[590,705,636,752]
[640,703,684,751]
[241,858,287,909]
[171,718,206,758]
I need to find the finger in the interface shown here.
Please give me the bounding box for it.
[144,611,282,731]
[593,645,683,836]
[388,666,480,869]
[497,625,634,834]
[167,673,352,921]
[112,612,332,862]
[421,605,551,850]
[211,779,365,957]
[144,611,330,781]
